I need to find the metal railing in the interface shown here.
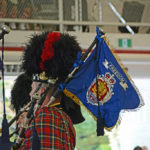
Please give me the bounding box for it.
[0,0,150,33]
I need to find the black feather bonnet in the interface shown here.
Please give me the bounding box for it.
[11,73,32,114]
[22,31,85,124]
[22,32,82,82]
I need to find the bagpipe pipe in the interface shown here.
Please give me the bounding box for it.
[8,101,32,137]
[12,83,42,149]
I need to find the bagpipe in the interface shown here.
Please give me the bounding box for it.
[0,26,143,150]
[11,30,99,150]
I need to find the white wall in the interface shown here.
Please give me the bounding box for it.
[1,31,150,64]
[118,78,150,150]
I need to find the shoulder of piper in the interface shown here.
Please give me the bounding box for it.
[34,103,71,122]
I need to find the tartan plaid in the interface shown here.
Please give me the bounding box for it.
[20,107,76,150]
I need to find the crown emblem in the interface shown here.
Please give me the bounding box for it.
[105,72,116,85]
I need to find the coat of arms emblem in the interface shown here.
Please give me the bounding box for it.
[86,72,116,105]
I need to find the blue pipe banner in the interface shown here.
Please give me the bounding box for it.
[64,33,143,129]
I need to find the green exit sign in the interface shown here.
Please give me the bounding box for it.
[118,39,132,48]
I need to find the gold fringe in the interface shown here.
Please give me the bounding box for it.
[63,89,97,121]
[103,35,144,129]
[63,89,120,131]
[63,89,80,106]
[103,35,144,106]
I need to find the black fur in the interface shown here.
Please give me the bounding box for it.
[11,73,32,114]
[61,94,85,124]
[22,32,48,77]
